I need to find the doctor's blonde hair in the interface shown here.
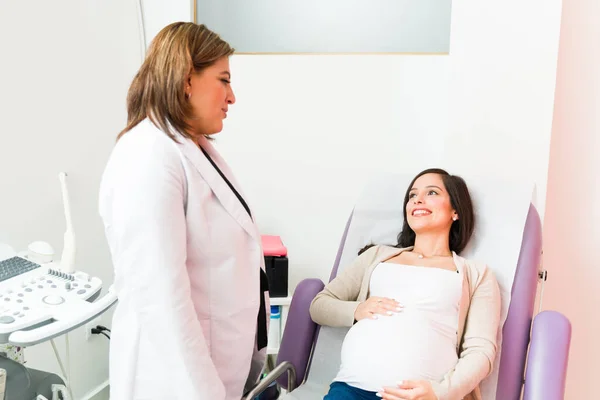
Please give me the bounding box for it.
[118,22,234,141]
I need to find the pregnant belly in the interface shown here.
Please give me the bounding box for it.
[337,311,458,392]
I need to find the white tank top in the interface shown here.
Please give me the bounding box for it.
[335,262,462,392]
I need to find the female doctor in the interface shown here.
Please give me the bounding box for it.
[99,22,269,400]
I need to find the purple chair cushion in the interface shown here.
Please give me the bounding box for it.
[523,311,571,400]
[276,278,324,388]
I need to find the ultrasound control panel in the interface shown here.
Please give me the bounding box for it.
[0,256,106,345]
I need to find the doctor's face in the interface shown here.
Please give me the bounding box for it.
[405,173,458,235]
[187,56,236,136]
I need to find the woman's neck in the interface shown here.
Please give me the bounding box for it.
[412,232,452,258]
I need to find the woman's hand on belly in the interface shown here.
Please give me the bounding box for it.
[378,380,438,400]
[354,296,403,322]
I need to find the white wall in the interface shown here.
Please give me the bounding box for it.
[444,1,562,215]
[542,0,600,397]
[141,0,192,50]
[218,55,450,286]
[211,0,562,286]
[0,1,142,398]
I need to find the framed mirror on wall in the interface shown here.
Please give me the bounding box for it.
[193,0,452,54]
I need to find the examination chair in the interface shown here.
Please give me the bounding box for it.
[245,174,572,400]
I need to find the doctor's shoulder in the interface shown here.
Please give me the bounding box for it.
[100,120,187,199]
[110,119,183,168]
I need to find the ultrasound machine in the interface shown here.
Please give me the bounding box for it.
[0,173,117,400]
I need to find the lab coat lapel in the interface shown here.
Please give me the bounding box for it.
[177,134,259,242]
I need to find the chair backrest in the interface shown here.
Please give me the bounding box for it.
[496,204,541,399]
[305,173,539,399]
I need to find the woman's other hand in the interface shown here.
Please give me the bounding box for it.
[378,380,438,400]
[354,296,403,321]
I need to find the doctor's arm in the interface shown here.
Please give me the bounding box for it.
[106,141,226,399]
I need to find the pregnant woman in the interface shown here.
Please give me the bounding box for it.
[310,168,501,400]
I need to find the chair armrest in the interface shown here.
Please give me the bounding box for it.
[523,311,571,400]
[243,361,297,400]
[276,278,324,389]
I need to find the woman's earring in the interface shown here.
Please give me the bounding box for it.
[452,215,458,221]
[186,92,192,100]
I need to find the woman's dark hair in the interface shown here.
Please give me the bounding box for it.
[358,168,475,255]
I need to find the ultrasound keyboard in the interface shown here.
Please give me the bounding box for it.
[0,257,42,282]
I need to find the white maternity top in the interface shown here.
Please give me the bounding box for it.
[334,262,463,392]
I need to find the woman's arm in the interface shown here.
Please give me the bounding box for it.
[102,136,226,399]
[308,246,378,327]
[429,266,502,400]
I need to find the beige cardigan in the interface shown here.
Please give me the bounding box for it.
[309,245,501,400]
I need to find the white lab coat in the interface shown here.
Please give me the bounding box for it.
[99,118,268,400]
